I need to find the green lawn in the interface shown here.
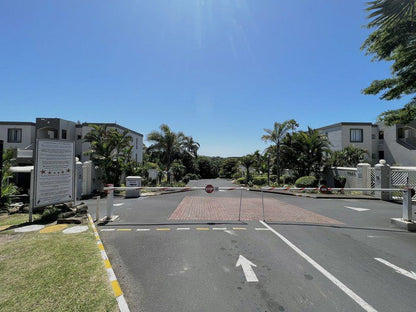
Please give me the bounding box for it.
[0,213,41,227]
[0,226,118,312]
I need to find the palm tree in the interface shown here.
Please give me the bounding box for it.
[181,136,200,158]
[261,120,298,185]
[147,124,182,182]
[240,154,256,183]
[84,125,133,186]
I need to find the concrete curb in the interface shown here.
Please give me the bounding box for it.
[87,214,130,312]
[248,188,379,200]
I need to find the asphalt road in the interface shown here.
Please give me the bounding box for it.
[86,179,416,312]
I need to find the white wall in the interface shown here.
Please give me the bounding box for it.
[341,124,374,163]
[379,123,416,166]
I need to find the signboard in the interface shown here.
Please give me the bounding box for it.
[205,184,215,194]
[34,140,75,207]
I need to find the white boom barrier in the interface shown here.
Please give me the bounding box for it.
[101,186,247,222]
[100,186,415,226]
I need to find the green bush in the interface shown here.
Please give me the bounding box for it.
[295,176,318,187]
[236,177,246,184]
[279,174,294,184]
[334,176,346,188]
[269,175,278,183]
[253,176,267,186]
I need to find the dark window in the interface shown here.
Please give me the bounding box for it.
[372,134,376,139]
[378,151,384,159]
[398,128,405,139]
[7,128,22,143]
[61,129,67,139]
[350,129,363,143]
[77,135,82,140]
[379,131,384,139]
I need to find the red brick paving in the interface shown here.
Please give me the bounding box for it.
[169,196,342,224]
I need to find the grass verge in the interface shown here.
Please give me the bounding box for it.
[0,213,41,227]
[0,226,118,312]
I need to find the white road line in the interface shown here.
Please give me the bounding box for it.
[374,258,416,281]
[176,228,190,231]
[344,206,370,212]
[114,203,125,207]
[101,229,115,232]
[212,228,227,230]
[259,221,377,312]
[136,229,150,232]
[255,228,270,231]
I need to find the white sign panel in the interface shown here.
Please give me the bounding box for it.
[34,140,75,207]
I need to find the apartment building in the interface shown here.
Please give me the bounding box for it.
[317,121,416,166]
[0,117,143,165]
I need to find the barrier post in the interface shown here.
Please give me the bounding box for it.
[402,188,413,221]
[261,189,265,221]
[238,189,242,221]
[106,189,114,221]
[96,196,100,222]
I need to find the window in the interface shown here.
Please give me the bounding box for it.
[136,138,138,149]
[379,131,384,140]
[350,129,363,142]
[371,134,376,140]
[7,128,22,143]
[61,129,67,139]
[378,151,384,160]
[77,135,82,140]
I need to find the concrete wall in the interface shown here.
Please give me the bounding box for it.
[0,123,35,150]
[323,125,342,151]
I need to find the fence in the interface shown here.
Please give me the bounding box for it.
[390,167,416,200]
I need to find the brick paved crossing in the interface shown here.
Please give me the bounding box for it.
[169,196,342,224]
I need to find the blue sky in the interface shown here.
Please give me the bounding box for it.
[0,0,409,157]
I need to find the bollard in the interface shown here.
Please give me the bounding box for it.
[238,190,242,221]
[96,196,100,221]
[402,188,413,221]
[261,189,265,221]
[106,189,114,221]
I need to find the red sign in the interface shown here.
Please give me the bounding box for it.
[205,184,215,194]
[319,185,328,194]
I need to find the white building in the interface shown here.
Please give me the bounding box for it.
[0,117,144,194]
[317,121,416,166]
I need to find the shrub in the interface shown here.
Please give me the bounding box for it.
[253,176,267,186]
[334,176,346,188]
[295,176,318,187]
[236,177,246,184]
[280,174,294,185]
[269,175,278,183]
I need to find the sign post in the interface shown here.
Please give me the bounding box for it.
[34,140,75,208]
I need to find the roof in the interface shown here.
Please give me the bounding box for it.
[0,121,36,126]
[316,122,375,131]
[82,122,143,137]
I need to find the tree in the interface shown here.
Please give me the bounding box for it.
[147,124,182,181]
[240,154,256,183]
[261,120,298,184]
[329,146,368,167]
[362,0,416,125]
[1,148,19,207]
[84,124,133,186]
[181,135,200,158]
[281,128,330,178]
[219,158,239,178]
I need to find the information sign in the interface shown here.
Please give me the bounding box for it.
[34,140,75,207]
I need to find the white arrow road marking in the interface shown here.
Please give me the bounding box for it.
[374,258,416,281]
[260,221,377,312]
[114,203,125,207]
[344,206,370,212]
[236,255,258,282]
